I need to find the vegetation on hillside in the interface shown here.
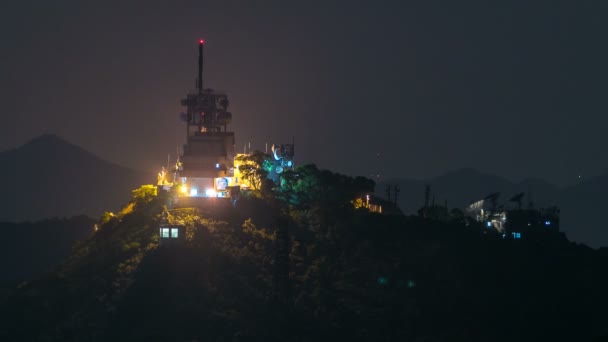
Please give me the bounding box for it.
[1,165,607,341]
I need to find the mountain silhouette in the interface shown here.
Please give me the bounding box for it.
[379,168,606,248]
[0,134,153,221]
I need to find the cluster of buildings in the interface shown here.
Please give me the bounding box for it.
[465,192,560,240]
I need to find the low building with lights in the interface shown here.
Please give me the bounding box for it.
[159,225,185,245]
[465,193,560,240]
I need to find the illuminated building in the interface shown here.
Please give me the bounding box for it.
[465,192,560,240]
[159,225,185,245]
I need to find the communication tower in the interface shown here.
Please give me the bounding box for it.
[176,40,236,197]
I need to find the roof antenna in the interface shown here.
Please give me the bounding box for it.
[198,39,204,94]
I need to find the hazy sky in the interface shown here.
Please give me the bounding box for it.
[1,1,607,186]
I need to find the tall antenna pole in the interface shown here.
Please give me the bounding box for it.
[198,39,204,93]
[394,185,400,207]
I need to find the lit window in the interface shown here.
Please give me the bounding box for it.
[171,228,179,238]
[512,232,521,239]
[161,228,170,238]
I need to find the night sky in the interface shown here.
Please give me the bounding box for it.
[1,1,607,186]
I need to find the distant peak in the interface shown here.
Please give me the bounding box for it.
[25,134,68,145]
[16,134,90,158]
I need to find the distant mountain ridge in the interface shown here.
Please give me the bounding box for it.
[0,134,153,221]
[378,168,607,248]
[1,135,605,248]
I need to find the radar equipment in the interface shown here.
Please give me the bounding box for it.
[484,192,500,213]
[509,192,525,210]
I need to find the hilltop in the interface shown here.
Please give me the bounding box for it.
[1,168,607,341]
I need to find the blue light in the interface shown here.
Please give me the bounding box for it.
[215,163,220,169]
[486,221,492,228]
[286,160,293,167]
[512,232,521,239]
[544,220,551,226]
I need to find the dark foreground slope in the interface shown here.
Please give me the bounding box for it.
[1,186,607,342]
[0,216,95,289]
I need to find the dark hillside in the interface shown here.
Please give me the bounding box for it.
[0,216,95,287]
[561,172,608,248]
[1,180,607,341]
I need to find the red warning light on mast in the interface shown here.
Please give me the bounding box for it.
[199,39,205,44]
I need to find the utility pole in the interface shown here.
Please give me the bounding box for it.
[393,184,400,207]
[423,184,431,218]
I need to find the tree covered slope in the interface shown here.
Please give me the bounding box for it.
[1,169,607,341]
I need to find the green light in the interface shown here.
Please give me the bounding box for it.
[407,280,416,288]
[377,277,388,285]
[262,159,274,172]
